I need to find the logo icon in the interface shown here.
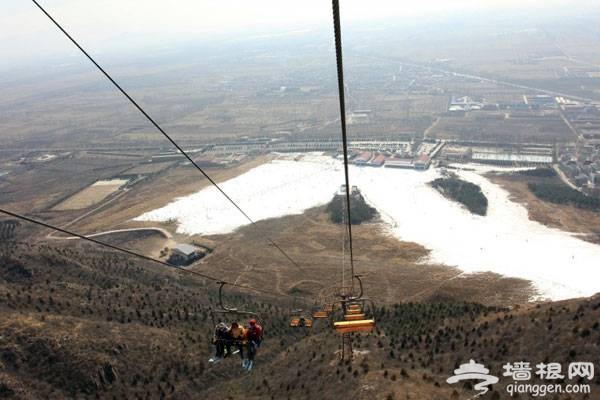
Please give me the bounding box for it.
[447,359,499,399]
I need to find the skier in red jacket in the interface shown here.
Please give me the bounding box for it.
[243,319,263,371]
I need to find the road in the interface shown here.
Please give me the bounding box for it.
[357,53,595,103]
[423,117,441,139]
[553,41,600,70]
[48,227,173,241]
[553,164,581,192]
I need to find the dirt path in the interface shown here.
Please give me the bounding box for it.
[47,227,172,241]
[286,279,326,292]
[45,188,131,239]
[404,271,467,301]
[228,250,254,286]
[423,117,441,139]
[553,164,580,191]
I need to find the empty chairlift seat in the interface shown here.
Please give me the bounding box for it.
[312,304,332,319]
[333,319,375,334]
[333,300,375,333]
[344,302,365,320]
[312,309,329,319]
[322,303,340,313]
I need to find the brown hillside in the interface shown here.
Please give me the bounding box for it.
[1,242,598,399]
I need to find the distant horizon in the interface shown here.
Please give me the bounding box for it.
[2,0,600,71]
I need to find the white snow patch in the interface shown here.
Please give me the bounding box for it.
[135,154,600,301]
[136,153,344,236]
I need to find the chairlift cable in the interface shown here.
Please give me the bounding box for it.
[30,0,303,273]
[0,207,309,302]
[332,0,356,289]
[341,202,346,289]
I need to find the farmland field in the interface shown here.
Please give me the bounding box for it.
[428,112,574,143]
[53,179,128,210]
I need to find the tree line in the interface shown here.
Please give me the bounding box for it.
[517,168,557,178]
[430,177,488,216]
[528,182,600,211]
[327,193,377,224]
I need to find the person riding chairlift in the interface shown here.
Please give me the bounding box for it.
[228,321,246,366]
[244,318,263,372]
[209,322,230,364]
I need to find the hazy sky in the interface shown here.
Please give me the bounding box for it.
[0,0,592,69]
